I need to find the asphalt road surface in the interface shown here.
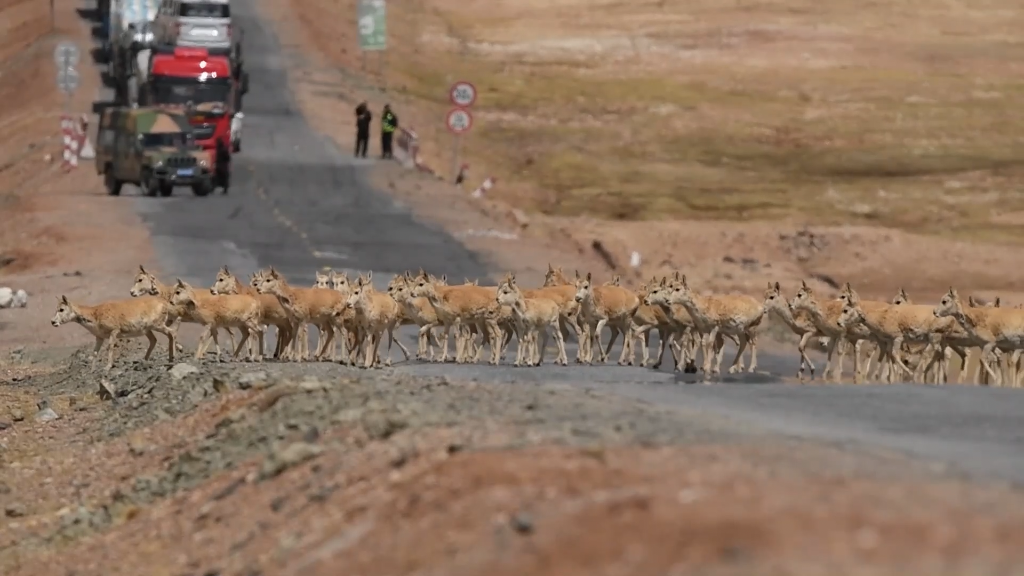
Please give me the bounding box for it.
[81,0,1024,485]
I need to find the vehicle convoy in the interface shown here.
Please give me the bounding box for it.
[95,107,221,197]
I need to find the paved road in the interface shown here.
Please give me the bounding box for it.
[79,0,1024,485]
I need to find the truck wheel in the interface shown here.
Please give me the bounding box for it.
[105,170,122,196]
[192,182,212,197]
[159,182,174,197]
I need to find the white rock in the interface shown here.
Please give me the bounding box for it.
[168,362,200,380]
[0,287,13,309]
[12,290,27,308]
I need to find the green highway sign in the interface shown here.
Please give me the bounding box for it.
[357,0,387,52]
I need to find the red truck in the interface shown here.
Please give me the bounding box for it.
[140,47,248,192]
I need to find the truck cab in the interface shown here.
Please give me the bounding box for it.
[143,47,245,155]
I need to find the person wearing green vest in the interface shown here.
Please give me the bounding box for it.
[381,103,398,159]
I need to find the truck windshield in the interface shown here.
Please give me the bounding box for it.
[149,76,231,106]
[179,2,230,17]
[142,133,190,147]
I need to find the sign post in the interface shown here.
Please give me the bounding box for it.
[54,40,81,111]
[447,81,476,183]
[54,40,82,170]
[357,0,387,84]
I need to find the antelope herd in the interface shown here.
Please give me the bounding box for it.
[45,263,1024,387]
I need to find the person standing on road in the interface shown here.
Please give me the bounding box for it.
[381,103,398,159]
[354,101,371,158]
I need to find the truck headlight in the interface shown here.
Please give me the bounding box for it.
[199,159,209,168]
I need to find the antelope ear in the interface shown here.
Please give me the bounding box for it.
[547,262,554,272]
[801,279,809,289]
[221,265,229,274]
[574,269,581,280]
[774,281,781,291]
[680,274,688,287]
[60,295,69,304]
[366,270,372,281]
[139,264,147,273]
[440,274,447,283]
[995,297,1002,307]
[175,278,185,287]
[585,272,592,282]
[947,286,955,296]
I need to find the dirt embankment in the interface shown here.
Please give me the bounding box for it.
[0,0,154,353]
[4,349,1024,575]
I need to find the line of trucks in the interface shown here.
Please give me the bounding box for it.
[89,0,249,196]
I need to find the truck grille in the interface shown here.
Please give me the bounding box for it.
[192,124,216,140]
[166,156,198,168]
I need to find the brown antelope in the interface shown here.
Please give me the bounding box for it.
[837,286,957,384]
[409,271,502,365]
[50,295,177,370]
[934,288,1024,387]
[210,266,293,360]
[496,273,568,366]
[541,265,586,362]
[254,267,346,361]
[345,271,410,368]
[168,279,263,361]
[573,271,640,365]
[130,265,235,355]
[629,277,681,369]
[387,273,442,360]
[789,281,877,383]
[762,282,822,381]
[652,274,763,376]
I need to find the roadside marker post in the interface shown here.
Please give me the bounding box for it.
[54,40,82,170]
[447,81,476,183]
[446,107,473,184]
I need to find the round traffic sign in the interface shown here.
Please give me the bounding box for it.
[53,41,80,67]
[446,108,473,134]
[56,68,81,94]
[449,81,477,107]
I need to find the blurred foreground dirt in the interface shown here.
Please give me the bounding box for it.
[4,348,1024,575]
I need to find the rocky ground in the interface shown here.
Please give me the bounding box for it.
[4,345,1024,575]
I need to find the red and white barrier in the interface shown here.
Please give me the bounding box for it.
[395,126,421,169]
[470,176,496,198]
[60,114,91,170]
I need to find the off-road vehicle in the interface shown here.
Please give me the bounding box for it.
[95,106,220,197]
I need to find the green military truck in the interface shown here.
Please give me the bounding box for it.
[95,106,222,197]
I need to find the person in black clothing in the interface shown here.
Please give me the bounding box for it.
[381,103,398,159]
[354,101,371,158]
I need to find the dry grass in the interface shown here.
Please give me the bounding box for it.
[313,0,1024,241]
